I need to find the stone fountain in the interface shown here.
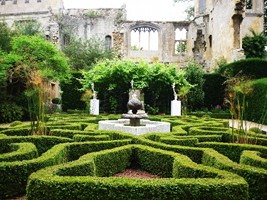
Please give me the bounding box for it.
[98,80,170,135]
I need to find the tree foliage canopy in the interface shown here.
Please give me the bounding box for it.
[81,59,191,113]
[242,30,267,58]
[0,21,14,53]
[9,35,70,82]
[63,37,117,71]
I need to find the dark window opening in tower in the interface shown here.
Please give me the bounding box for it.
[105,35,112,50]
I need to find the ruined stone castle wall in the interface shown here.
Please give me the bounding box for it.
[188,0,265,71]
[62,8,126,41]
[122,21,189,63]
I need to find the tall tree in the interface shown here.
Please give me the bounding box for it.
[1,35,70,134]
[13,20,41,36]
[0,21,13,52]
[63,37,117,71]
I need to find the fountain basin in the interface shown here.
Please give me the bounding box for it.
[98,119,171,135]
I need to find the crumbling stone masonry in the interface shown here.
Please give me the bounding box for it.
[188,0,265,71]
[0,0,265,71]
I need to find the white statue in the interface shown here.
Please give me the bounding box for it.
[91,83,97,99]
[172,83,177,100]
[90,83,99,115]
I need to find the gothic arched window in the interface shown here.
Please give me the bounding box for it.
[130,25,158,51]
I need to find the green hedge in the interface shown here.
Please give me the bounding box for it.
[246,78,267,125]
[0,102,24,123]
[50,129,134,141]
[197,142,267,163]
[240,150,267,170]
[0,139,131,199]
[0,128,31,136]
[203,73,226,109]
[26,145,248,200]
[173,135,222,142]
[61,72,86,112]
[201,148,267,200]
[73,134,110,142]
[0,143,38,162]
[219,58,267,79]
[0,142,69,198]
[159,137,198,146]
[188,126,229,135]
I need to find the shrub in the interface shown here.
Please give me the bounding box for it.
[26,145,248,200]
[240,150,267,170]
[61,72,85,111]
[0,142,38,162]
[242,30,267,58]
[203,73,226,109]
[246,78,267,125]
[219,58,267,79]
[9,121,23,127]
[0,102,23,123]
[0,138,129,199]
[81,59,190,114]
[201,147,267,200]
[184,62,205,111]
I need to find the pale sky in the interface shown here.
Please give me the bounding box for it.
[63,0,194,21]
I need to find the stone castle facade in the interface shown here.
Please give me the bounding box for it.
[0,0,265,71]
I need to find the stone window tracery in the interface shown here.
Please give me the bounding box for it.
[130,25,158,51]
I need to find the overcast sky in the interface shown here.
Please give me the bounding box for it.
[63,0,194,21]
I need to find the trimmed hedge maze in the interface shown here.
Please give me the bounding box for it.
[0,114,267,200]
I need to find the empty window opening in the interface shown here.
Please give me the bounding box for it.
[199,0,206,14]
[246,0,252,9]
[175,28,187,54]
[63,34,70,46]
[131,26,158,51]
[232,14,243,49]
[105,35,112,50]
[1,0,5,5]
[209,35,212,48]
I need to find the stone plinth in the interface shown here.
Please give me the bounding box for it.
[121,113,148,126]
[98,119,170,135]
[171,100,181,116]
[90,99,99,115]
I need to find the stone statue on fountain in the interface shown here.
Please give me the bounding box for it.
[122,80,148,126]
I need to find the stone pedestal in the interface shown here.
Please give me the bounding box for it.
[99,119,170,135]
[171,100,181,116]
[90,99,99,115]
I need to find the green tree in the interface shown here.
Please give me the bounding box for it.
[184,62,205,111]
[81,59,190,114]
[174,0,194,20]
[0,21,14,52]
[242,30,267,58]
[63,37,117,70]
[1,35,70,134]
[13,20,41,36]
